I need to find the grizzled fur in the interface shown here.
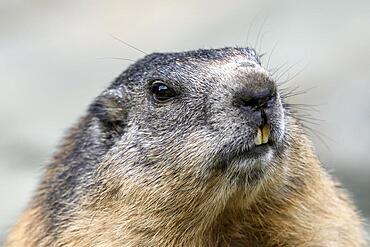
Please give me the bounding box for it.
[6,48,366,246]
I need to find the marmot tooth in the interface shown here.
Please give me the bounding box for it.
[262,125,270,144]
[254,127,263,146]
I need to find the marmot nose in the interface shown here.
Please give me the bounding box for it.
[234,82,277,111]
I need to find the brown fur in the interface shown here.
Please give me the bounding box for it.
[5,48,367,246]
[6,121,366,246]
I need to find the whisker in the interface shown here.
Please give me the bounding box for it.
[280,86,317,99]
[257,30,271,57]
[285,103,321,110]
[97,57,136,62]
[282,85,331,149]
[288,114,323,125]
[279,84,301,96]
[284,106,320,115]
[275,62,299,82]
[259,53,267,58]
[266,42,278,70]
[246,15,259,47]
[298,123,331,150]
[270,61,289,76]
[110,34,147,55]
[254,17,268,51]
[277,64,307,87]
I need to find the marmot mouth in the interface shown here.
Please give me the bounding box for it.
[219,139,275,167]
[242,124,274,159]
[217,125,278,169]
[236,141,274,161]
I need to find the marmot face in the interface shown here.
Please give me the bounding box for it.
[6,47,367,247]
[91,47,286,187]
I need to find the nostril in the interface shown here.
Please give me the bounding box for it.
[237,93,275,110]
[233,80,277,110]
[240,97,259,108]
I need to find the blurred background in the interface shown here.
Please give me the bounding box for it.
[1,0,369,243]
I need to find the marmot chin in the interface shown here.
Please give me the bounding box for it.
[5,47,367,246]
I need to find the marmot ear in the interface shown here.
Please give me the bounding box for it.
[89,88,127,125]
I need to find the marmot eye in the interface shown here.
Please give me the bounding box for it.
[150,82,177,102]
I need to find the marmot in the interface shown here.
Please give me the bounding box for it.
[5,47,367,246]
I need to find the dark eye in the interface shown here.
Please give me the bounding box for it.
[150,81,177,102]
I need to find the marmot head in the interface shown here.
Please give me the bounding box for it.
[90,47,287,188]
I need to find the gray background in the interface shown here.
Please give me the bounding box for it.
[1,0,369,243]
